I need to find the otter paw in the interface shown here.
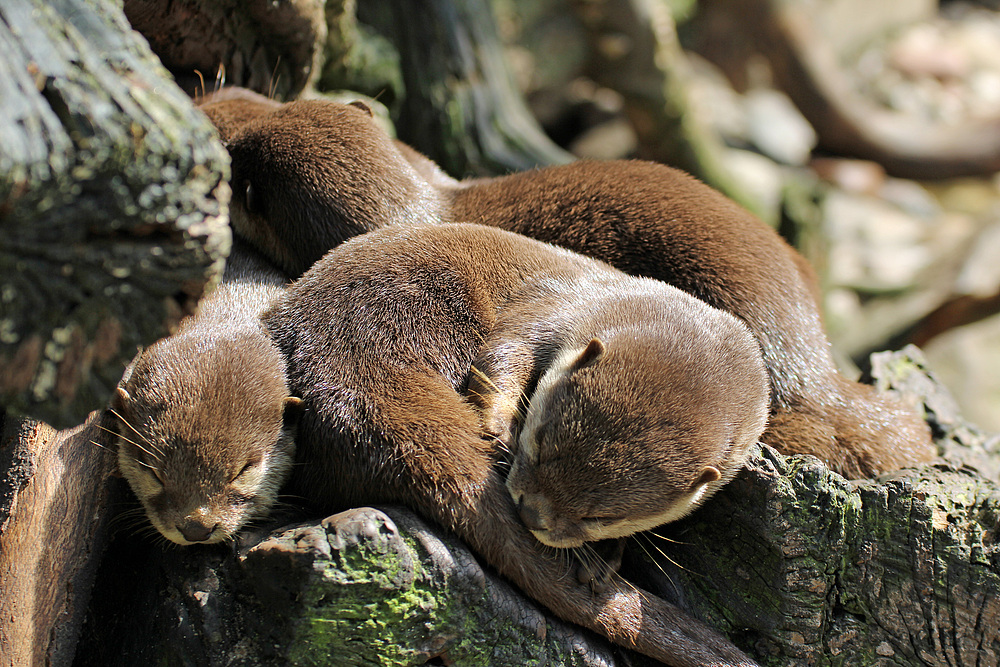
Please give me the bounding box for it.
[574,538,625,594]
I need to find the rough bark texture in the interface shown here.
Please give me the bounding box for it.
[75,506,625,666]
[0,0,231,429]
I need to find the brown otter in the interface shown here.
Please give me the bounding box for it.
[263,221,761,666]
[110,252,301,546]
[466,272,769,549]
[194,89,935,478]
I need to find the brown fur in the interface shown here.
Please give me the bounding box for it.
[468,272,768,549]
[111,256,301,545]
[264,222,759,666]
[196,90,936,478]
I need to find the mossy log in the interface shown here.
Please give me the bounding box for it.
[0,0,231,429]
[73,450,1000,666]
[72,351,1000,666]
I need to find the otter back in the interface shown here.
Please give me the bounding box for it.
[262,221,760,666]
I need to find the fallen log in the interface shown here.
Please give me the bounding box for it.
[0,0,231,429]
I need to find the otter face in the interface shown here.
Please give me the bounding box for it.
[110,338,304,546]
[507,333,768,549]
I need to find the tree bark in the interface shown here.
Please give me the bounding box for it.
[356,0,574,177]
[0,412,123,667]
[0,0,231,429]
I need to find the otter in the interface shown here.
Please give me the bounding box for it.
[110,247,300,546]
[112,220,761,664]
[262,221,761,666]
[466,273,769,550]
[195,89,936,478]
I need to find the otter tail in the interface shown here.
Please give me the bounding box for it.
[764,379,935,478]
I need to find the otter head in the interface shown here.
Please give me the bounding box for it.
[199,91,443,278]
[507,325,769,549]
[110,332,303,545]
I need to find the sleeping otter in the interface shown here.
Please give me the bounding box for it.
[195,88,936,479]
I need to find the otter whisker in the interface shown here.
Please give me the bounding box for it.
[134,459,161,474]
[103,412,164,459]
[267,57,282,101]
[467,366,528,425]
[214,62,226,92]
[635,531,700,579]
[95,424,157,459]
[88,438,114,453]
[194,69,207,99]
[643,530,689,546]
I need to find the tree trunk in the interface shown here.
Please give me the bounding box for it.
[356,0,574,177]
[0,0,231,430]
[0,412,123,667]
[571,0,765,218]
[1,0,228,662]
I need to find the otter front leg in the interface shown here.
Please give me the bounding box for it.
[574,538,626,594]
[384,378,758,667]
[466,341,537,447]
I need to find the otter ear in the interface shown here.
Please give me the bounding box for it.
[569,338,606,372]
[348,100,373,116]
[691,466,722,491]
[109,387,133,420]
[282,396,305,429]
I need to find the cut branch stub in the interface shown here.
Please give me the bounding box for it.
[0,0,231,428]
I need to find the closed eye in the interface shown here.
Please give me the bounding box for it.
[581,516,622,527]
[233,458,261,483]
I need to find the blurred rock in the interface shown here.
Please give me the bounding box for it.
[724,148,787,223]
[743,88,817,166]
[854,2,1000,125]
[812,158,887,196]
[823,191,934,291]
[569,117,638,160]
[923,317,1000,432]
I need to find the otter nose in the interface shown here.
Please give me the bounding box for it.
[517,495,548,532]
[178,519,216,543]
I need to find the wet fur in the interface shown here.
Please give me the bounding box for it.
[196,90,936,478]
[264,222,758,666]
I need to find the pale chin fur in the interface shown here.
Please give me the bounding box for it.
[528,482,714,549]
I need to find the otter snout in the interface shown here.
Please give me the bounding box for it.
[516,494,550,532]
[178,518,218,543]
[514,492,587,548]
